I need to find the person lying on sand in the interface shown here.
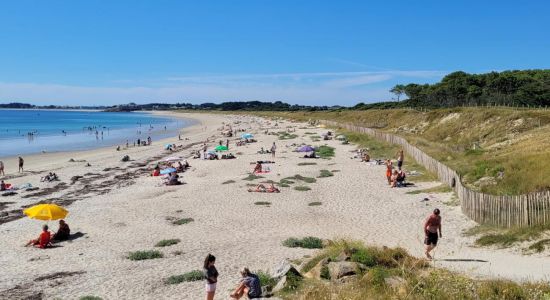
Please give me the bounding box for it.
[230,267,262,299]
[25,225,51,248]
[52,220,70,241]
[252,162,262,174]
[248,183,280,193]
[40,172,59,182]
[303,152,317,159]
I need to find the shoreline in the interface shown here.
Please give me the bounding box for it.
[0,111,199,165]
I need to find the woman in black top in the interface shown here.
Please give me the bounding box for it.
[204,254,218,300]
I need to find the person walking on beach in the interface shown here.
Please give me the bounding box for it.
[270,142,276,158]
[0,160,4,176]
[226,139,229,150]
[203,254,218,300]
[396,149,404,170]
[423,208,442,259]
[18,157,24,173]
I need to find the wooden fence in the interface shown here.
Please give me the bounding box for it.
[321,120,550,227]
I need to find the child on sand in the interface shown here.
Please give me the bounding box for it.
[203,254,218,300]
[25,225,51,248]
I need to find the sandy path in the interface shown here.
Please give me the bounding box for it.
[0,112,549,299]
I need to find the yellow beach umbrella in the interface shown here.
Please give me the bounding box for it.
[24,204,68,221]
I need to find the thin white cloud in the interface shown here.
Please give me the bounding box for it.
[0,69,444,106]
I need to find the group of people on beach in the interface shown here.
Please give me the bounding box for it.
[203,254,262,300]
[25,220,71,248]
[0,157,24,175]
[385,150,406,187]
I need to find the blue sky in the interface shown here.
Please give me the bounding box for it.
[0,1,548,106]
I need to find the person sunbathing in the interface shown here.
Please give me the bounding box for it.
[390,170,399,188]
[248,183,280,193]
[152,166,161,176]
[25,225,51,248]
[165,172,182,186]
[304,152,317,158]
[176,162,185,172]
[52,220,70,241]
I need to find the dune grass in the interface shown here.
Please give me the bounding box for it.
[464,224,550,249]
[79,297,102,300]
[285,174,316,184]
[279,132,298,140]
[172,218,194,225]
[294,186,311,191]
[283,240,550,300]
[242,174,264,181]
[527,239,550,253]
[308,202,322,206]
[282,237,324,249]
[297,162,317,166]
[222,180,236,184]
[128,250,163,261]
[254,201,271,206]
[318,170,334,178]
[315,145,335,158]
[406,184,452,194]
[257,270,278,288]
[165,270,204,284]
[155,239,181,247]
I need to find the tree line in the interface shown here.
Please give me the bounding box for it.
[389,69,550,108]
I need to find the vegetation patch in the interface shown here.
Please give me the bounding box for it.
[331,169,340,172]
[242,174,264,181]
[222,180,236,184]
[318,170,334,178]
[279,132,298,140]
[527,239,550,253]
[282,239,550,299]
[308,202,322,206]
[294,186,311,191]
[464,224,550,248]
[155,239,181,247]
[128,250,164,261]
[172,218,194,225]
[257,270,278,288]
[80,297,102,300]
[406,184,452,194]
[315,145,335,158]
[165,270,204,284]
[286,174,316,183]
[254,201,271,206]
[297,162,317,166]
[282,237,324,249]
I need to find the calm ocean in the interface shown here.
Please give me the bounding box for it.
[0,109,194,158]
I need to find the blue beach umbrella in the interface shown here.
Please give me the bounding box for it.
[297,145,315,152]
[160,168,177,175]
[241,133,254,139]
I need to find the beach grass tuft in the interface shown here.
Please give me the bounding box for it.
[257,270,278,288]
[254,201,271,206]
[406,184,452,195]
[282,237,324,249]
[222,180,236,184]
[297,162,317,166]
[172,218,194,225]
[308,202,322,206]
[294,186,311,191]
[527,239,550,253]
[315,145,335,158]
[128,250,164,261]
[318,170,334,178]
[165,270,204,284]
[79,297,102,300]
[242,174,264,181]
[155,239,181,247]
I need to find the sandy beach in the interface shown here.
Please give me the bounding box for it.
[1,112,549,300]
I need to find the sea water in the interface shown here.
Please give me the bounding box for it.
[0,109,194,158]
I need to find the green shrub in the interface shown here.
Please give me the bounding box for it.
[320,265,330,280]
[282,237,324,249]
[243,174,264,181]
[315,146,335,158]
[172,218,194,225]
[155,239,181,247]
[318,170,334,178]
[257,270,278,288]
[351,249,376,267]
[165,270,204,284]
[365,267,388,287]
[128,250,163,261]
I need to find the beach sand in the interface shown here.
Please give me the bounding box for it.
[1,112,549,299]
